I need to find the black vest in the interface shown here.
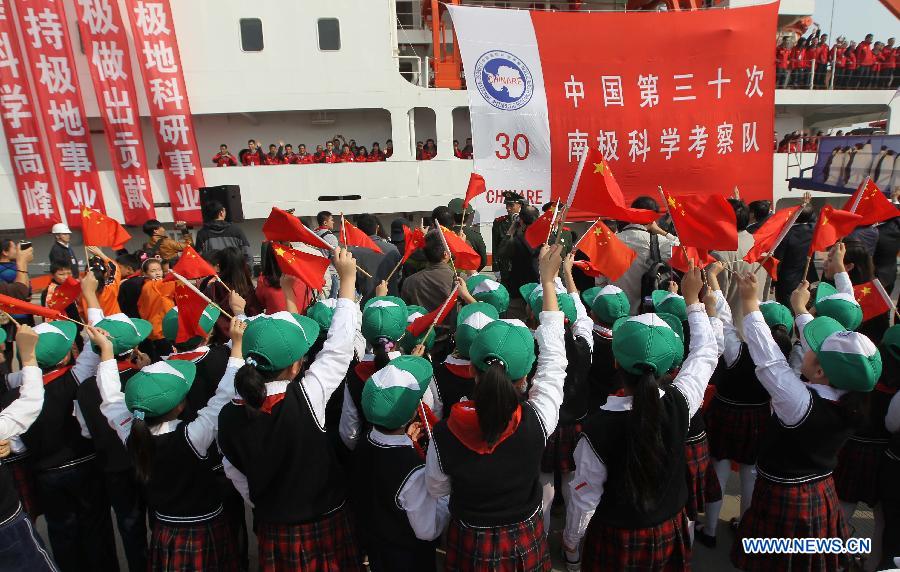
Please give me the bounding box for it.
[588,334,620,410]
[581,387,690,528]
[176,345,230,421]
[352,430,433,550]
[757,388,853,483]
[433,361,475,410]
[432,403,546,527]
[76,367,138,473]
[559,334,593,425]
[217,381,347,524]
[850,388,894,443]
[711,345,771,406]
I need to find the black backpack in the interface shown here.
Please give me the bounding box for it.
[640,233,675,309]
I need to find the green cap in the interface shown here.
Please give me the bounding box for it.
[94,314,152,356]
[306,299,337,335]
[361,355,433,430]
[612,313,683,375]
[125,360,196,418]
[400,305,435,352]
[448,197,474,216]
[162,304,220,344]
[470,318,535,380]
[651,290,687,322]
[455,302,499,358]
[467,274,509,314]
[581,286,603,308]
[814,282,863,331]
[243,311,320,371]
[362,296,409,343]
[655,312,685,368]
[881,325,900,361]
[522,281,577,323]
[803,316,881,392]
[590,285,631,326]
[759,301,793,332]
[34,321,78,368]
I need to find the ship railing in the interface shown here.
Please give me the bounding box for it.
[776,53,896,90]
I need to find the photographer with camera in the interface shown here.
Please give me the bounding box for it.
[142,219,193,264]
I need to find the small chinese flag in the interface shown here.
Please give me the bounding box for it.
[808,205,863,254]
[570,148,658,224]
[172,246,217,280]
[439,226,481,271]
[0,293,65,321]
[575,219,637,281]
[262,207,334,251]
[670,247,716,273]
[760,256,781,281]
[174,282,210,343]
[81,207,131,249]
[407,287,459,338]
[340,218,382,253]
[524,208,556,249]
[853,279,893,322]
[272,244,330,290]
[663,190,738,251]
[842,179,899,227]
[45,277,81,311]
[744,206,802,264]
[401,226,426,264]
[462,173,487,210]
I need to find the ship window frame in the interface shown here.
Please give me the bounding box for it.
[239,18,265,53]
[317,18,341,51]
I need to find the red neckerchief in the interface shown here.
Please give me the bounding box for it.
[117,360,134,373]
[446,400,522,454]
[875,383,898,395]
[42,366,73,385]
[354,359,379,382]
[232,392,286,414]
[168,349,209,363]
[443,356,474,379]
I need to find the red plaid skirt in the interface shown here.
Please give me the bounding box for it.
[705,399,770,465]
[833,439,886,507]
[684,437,722,521]
[540,422,582,474]
[582,509,692,571]
[7,456,41,519]
[444,510,550,572]
[256,507,364,572]
[731,476,851,572]
[149,514,238,572]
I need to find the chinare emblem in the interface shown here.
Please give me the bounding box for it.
[473,50,534,111]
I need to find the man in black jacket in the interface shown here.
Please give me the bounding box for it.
[49,223,79,275]
[195,200,252,262]
[773,204,819,306]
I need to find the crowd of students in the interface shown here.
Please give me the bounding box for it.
[776,30,897,89]
[211,136,474,167]
[0,193,898,572]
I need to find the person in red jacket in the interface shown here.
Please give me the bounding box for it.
[460,137,473,159]
[368,142,385,162]
[264,143,283,165]
[813,35,830,88]
[384,139,393,159]
[453,139,464,159]
[313,144,325,163]
[354,146,368,163]
[337,144,355,163]
[856,33,875,88]
[776,39,791,88]
[293,144,314,164]
[241,139,264,166]
[844,43,858,88]
[886,37,898,88]
[790,37,812,88]
[281,144,296,165]
[321,142,339,164]
[876,39,894,88]
[212,144,238,167]
[831,37,848,88]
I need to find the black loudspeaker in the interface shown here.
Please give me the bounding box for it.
[199,185,244,222]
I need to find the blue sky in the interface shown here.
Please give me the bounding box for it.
[812,0,897,42]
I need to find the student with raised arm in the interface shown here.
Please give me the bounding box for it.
[87,316,246,571]
[563,265,719,571]
[425,244,568,572]
[216,248,365,571]
[731,272,881,572]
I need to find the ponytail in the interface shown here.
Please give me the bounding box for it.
[623,369,667,513]
[770,325,793,359]
[373,337,393,371]
[235,362,269,415]
[127,417,158,485]
[473,361,520,446]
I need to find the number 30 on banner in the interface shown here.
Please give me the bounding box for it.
[495,133,530,160]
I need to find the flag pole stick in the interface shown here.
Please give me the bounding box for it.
[802,254,813,283]
[848,177,870,214]
[422,284,460,342]
[384,258,404,284]
[571,219,600,252]
[336,214,374,279]
[435,222,458,276]
[545,200,561,245]
[872,279,900,323]
[419,401,434,447]
[2,311,20,328]
[171,271,234,320]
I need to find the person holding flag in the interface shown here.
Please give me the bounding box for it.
[448,198,486,271]
[492,191,528,285]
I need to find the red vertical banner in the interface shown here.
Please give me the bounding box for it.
[74,0,154,225]
[122,0,204,225]
[12,0,106,228]
[0,0,61,235]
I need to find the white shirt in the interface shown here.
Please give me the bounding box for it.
[563,303,719,548]
[0,366,43,441]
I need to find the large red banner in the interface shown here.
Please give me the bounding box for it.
[12,0,106,228]
[449,4,777,221]
[75,0,155,225]
[0,0,61,235]
[123,0,205,225]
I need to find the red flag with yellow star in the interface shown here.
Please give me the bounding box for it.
[744,206,802,264]
[262,207,334,251]
[670,247,716,273]
[808,205,863,254]
[663,190,737,251]
[45,277,81,312]
[842,179,898,227]
[524,208,556,249]
[575,219,636,281]
[174,282,210,343]
[570,148,659,224]
[172,246,217,280]
[340,218,382,253]
[272,244,330,290]
[853,280,892,322]
[401,226,425,264]
[81,207,131,250]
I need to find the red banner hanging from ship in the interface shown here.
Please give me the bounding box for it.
[123,0,205,224]
[75,0,155,226]
[448,3,777,221]
[0,0,61,235]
